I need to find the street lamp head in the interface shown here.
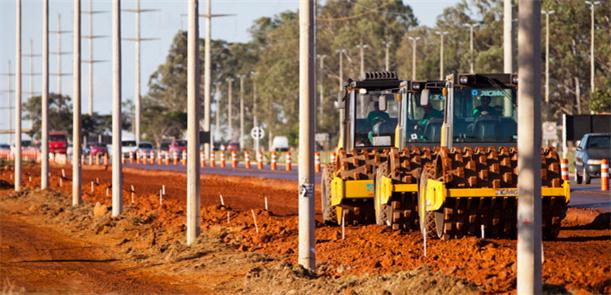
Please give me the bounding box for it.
[542,10,555,15]
[408,36,421,42]
[585,1,601,6]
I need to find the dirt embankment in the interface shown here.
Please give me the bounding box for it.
[1,165,610,294]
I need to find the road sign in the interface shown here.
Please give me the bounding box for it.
[250,127,265,140]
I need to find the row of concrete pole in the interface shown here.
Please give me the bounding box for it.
[11,0,544,292]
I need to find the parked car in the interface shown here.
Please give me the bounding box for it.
[49,132,68,154]
[0,143,10,157]
[271,136,289,152]
[159,141,171,152]
[226,142,240,152]
[169,139,187,155]
[87,142,108,156]
[121,140,138,158]
[574,133,611,184]
[138,141,155,157]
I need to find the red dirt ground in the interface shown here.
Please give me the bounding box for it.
[3,164,610,294]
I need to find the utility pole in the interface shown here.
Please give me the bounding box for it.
[111,0,123,217]
[186,0,201,246]
[585,1,599,93]
[317,54,326,125]
[72,0,82,206]
[41,0,49,190]
[1,61,15,145]
[214,81,221,142]
[435,31,448,80]
[226,78,234,140]
[15,0,22,192]
[336,49,345,91]
[203,0,212,162]
[356,41,368,78]
[504,0,513,73]
[464,23,479,73]
[83,0,108,115]
[298,0,316,273]
[23,39,41,100]
[251,71,259,151]
[408,36,420,80]
[123,0,159,144]
[383,40,391,71]
[238,74,245,149]
[517,0,543,293]
[50,14,72,96]
[542,10,554,105]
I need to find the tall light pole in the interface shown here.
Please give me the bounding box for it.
[24,39,41,100]
[111,0,123,217]
[585,1,599,93]
[186,0,201,246]
[517,0,543,293]
[317,54,326,125]
[298,0,316,273]
[124,0,159,144]
[1,61,15,145]
[336,49,345,91]
[72,0,82,206]
[504,0,513,73]
[50,14,72,96]
[41,0,49,190]
[542,10,554,104]
[238,74,245,149]
[83,0,108,115]
[203,0,212,161]
[464,23,479,73]
[408,36,420,80]
[435,31,448,80]
[226,78,234,140]
[214,81,221,141]
[383,40,391,71]
[15,0,22,192]
[356,41,368,78]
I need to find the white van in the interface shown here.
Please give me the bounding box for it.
[271,136,289,152]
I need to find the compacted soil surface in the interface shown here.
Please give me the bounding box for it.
[0,163,609,294]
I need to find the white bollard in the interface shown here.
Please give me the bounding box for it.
[219,194,225,207]
[90,181,94,193]
[159,190,163,206]
[251,209,259,234]
[226,211,231,223]
[481,224,485,239]
[162,185,166,195]
[59,177,63,187]
[264,196,268,211]
[341,210,346,240]
[130,185,135,204]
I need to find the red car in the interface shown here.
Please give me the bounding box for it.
[49,132,68,154]
[169,140,187,155]
[87,142,108,156]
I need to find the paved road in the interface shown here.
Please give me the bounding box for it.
[124,162,609,210]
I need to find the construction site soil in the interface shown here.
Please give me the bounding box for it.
[0,163,609,294]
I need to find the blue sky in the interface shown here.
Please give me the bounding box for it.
[0,0,458,142]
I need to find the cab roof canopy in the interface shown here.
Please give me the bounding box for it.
[452,73,517,88]
[349,71,401,91]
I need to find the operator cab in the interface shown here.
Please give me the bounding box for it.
[400,80,445,145]
[445,73,518,145]
[342,72,401,150]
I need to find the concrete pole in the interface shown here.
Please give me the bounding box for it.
[29,39,35,100]
[585,1,599,93]
[542,11,554,104]
[317,54,326,123]
[6,61,14,145]
[251,71,258,151]
[41,0,49,190]
[88,0,94,115]
[464,23,478,73]
[135,0,141,144]
[72,0,82,206]
[504,0,513,73]
[238,74,244,149]
[214,82,221,141]
[298,0,315,273]
[575,77,582,114]
[203,0,211,160]
[356,41,368,78]
[56,14,62,94]
[15,0,22,192]
[336,49,344,91]
[227,78,234,140]
[435,31,448,80]
[517,0,542,293]
[384,40,390,71]
[111,0,123,217]
[186,0,201,246]
[408,36,420,80]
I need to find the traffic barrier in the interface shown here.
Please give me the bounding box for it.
[103,154,109,166]
[81,154,85,165]
[200,152,205,168]
[164,152,170,165]
[244,151,251,169]
[285,151,292,172]
[256,151,263,170]
[314,152,321,173]
[210,152,216,168]
[173,151,178,165]
[88,154,93,166]
[129,151,134,164]
[150,151,155,164]
[560,158,569,181]
[220,151,226,168]
[96,154,101,166]
[157,150,162,165]
[270,151,277,170]
[231,151,237,169]
[181,151,187,165]
[602,159,609,191]
[136,152,141,164]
